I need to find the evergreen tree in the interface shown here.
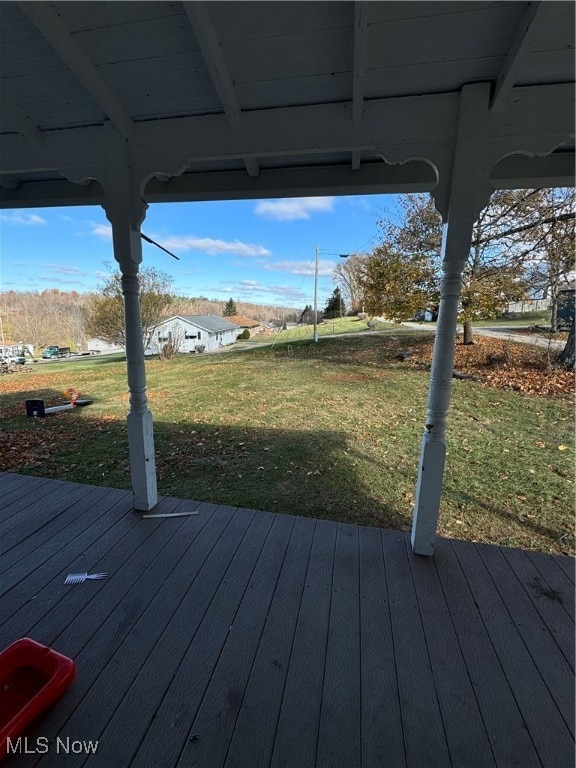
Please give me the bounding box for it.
[300,304,314,324]
[223,298,237,317]
[324,287,345,319]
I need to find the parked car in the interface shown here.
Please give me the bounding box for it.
[0,354,25,365]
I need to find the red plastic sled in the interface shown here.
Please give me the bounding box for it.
[0,638,75,759]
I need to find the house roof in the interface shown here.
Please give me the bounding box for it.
[227,315,260,328]
[160,315,240,333]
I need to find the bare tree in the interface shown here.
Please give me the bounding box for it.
[333,253,368,313]
[83,266,174,349]
[158,322,185,359]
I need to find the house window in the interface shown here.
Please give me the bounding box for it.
[158,336,168,342]
[185,333,197,340]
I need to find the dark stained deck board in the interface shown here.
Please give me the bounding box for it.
[175,513,298,768]
[403,534,496,768]
[316,523,361,768]
[29,502,234,768]
[0,484,123,569]
[433,537,542,768]
[0,489,135,600]
[0,473,572,768]
[0,482,98,562]
[358,525,405,768]
[94,507,272,768]
[500,546,575,670]
[0,494,141,634]
[0,474,54,519]
[475,543,575,737]
[224,515,316,768]
[525,549,575,620]
[553,553,575,583]
[0,478,88,534]
[452,540,575,767]
[381,529,452,768]
[269,519,337,768]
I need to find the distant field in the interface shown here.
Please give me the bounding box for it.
[0,332,573,555]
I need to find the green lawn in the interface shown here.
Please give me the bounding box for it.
[1,333,573,555]
[252,316,403,343]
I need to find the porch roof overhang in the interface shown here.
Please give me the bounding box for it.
[0,1,574,215]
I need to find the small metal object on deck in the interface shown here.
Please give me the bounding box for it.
[142,511,200,519]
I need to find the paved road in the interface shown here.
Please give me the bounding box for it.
[401,322,565,350]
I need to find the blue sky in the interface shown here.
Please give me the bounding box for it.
[0,194,400,309]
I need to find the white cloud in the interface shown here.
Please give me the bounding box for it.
[254,197,335,221]
[158,235,270,257]
[89,221,113,240]
[264,259,335,276]
[0,210,46,226]
[44,264,86,276]
[202,280,308,304]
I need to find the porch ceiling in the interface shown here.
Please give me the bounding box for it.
[0,1,574,210]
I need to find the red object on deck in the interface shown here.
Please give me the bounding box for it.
[0,638,75,759]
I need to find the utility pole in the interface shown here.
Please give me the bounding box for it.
[313,244,319,342]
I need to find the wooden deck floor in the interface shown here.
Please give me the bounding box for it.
[1,471,574,768]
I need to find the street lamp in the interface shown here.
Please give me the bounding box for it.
[312,249,351,342]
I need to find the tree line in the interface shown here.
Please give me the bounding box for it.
[0,282,301,354]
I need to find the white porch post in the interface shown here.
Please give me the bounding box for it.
[411,84,490,555]
[106,208,158,510]
[102,138,158,510]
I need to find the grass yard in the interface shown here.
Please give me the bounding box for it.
[253,316,400,343]
[0,333,573,555]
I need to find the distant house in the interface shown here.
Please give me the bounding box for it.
[227,315,269,335]
[146,315,240,355]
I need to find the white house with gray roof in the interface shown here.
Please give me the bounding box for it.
[146,315,240,355]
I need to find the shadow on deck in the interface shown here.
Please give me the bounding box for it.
[1,472,574,767]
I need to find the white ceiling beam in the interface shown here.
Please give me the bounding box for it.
[20,2,134,140]
[351,3,368,171]
[183,1,259,178]
[2,150,571,210]
[352,2,367,123]
[183,1,241,129]
[0,179,104,208]
[491,2,550,112]
[0,92,44,149]
[145,162,438,203]
[0,85,572,182]
[491,152,575,189]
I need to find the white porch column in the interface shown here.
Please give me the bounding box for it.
[411,84,490,555]
[102,136,158,510]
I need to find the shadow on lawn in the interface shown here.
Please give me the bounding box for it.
[0,388,410,531]
[235,333,427,368]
